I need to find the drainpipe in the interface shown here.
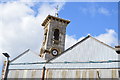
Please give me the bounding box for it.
[41,66,46,80]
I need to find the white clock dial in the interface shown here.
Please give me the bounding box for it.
[52,49,58,56]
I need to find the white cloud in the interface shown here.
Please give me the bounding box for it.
[0,1,65,63]
[0,2,66,76]
[65,29,117,50]
[95,29,118,46]
[0,1,65,76]
[65,35,85,49]
[98,7,110,16]
[65,35,77,49]
[0,2,41,59]
[80,5,111,16]
[80,6,97,17]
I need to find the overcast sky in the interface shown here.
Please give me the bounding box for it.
[0,0,119,77]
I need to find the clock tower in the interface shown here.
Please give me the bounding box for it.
[40,15,70,60]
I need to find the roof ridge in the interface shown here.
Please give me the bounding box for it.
[10,49,30,62]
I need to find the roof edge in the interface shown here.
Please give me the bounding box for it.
[42,15,70,26]
[10,49,30,62]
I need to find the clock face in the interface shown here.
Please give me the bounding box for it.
[52,49,58,56]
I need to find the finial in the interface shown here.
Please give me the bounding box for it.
[55,5,59,17]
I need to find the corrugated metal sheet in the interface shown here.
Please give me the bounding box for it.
[7,69,119,78]
[9,37,118,69]
[6,36,119,79]
[9,62,118,69]
[7,69,43,78]
[45,69,118,78]
[51,37,118,68]
[10,50,46,64]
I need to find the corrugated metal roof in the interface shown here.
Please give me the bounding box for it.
[6,35,119,79]
[50,35,117,62]
[9,35,116,64]
[48,35,115,62]
[10,49,30,62]
[8,35,118,70]
[10,49,46,64]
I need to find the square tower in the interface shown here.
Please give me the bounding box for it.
[40,15,70,60]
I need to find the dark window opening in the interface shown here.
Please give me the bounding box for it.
[54,29,59,40]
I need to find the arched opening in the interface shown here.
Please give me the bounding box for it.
[54,29,59,40]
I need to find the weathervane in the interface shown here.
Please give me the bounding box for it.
[55,5,59,17]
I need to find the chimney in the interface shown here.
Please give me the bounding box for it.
[115,45,120,54]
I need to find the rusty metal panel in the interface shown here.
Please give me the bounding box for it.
[45,69,119,78]
[112,69,118,78]
[7,69,43,78]
[7,69,119,78]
